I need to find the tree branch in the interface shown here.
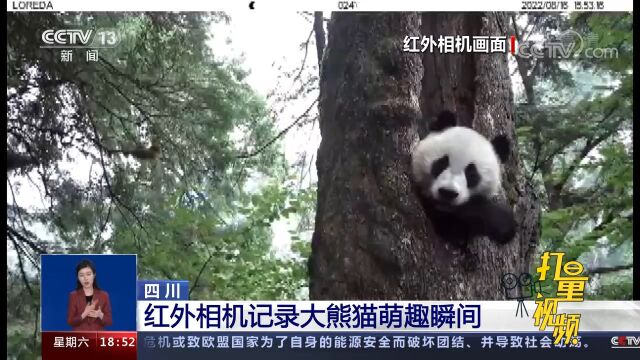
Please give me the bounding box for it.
[93,204,112,252]
[237,98,318,159]
[99,74,152,121]
[8,235,35,297]
[8,118,67,137]
[88,117,150,249]
[94,99,138,142]
[314,11,326,74]
[189,249,217,298]
[7,151,40,172]
[586,264,633,275]
[553,108,622,192]
[7,128,41,172]
[591,212,632,234]
[7,226,46,258]
[7,79,69,102]
[511,14,535,104]
[289,28,314,93]
[527,133,543,183]
[7,177,48,256]
[98,58,165,97]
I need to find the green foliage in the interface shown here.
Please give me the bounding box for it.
[515,13,632,299]
[7,271,41,359]
[7,12,315,354]
[571,13,633,73]
[110,177,312,300]
[588,273,633,300]
[7,330,40,360]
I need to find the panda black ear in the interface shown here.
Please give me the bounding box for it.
[491,134,510,163]
[429,110,457,133]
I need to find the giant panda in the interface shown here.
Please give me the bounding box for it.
[411,109,516,246]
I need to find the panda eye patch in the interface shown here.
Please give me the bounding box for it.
[431,155,449,178]
[465,163,480,188]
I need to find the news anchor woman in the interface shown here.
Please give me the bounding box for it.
[67,259,113,330]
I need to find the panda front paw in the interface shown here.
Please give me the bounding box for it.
[484,204,517,245]
[490,221,516,245]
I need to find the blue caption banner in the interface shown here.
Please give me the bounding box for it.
[139,302,481,331]
[137,280,189,301]
[136,331,640,359]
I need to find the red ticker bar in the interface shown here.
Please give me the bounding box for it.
[42,331,137,360]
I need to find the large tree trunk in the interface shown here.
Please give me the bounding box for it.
[309,12,540,300]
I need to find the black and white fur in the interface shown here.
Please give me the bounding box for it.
[411,110,516,246]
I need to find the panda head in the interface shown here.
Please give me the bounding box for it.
[411,110,510,208]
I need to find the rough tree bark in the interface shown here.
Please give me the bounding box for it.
[309,12,540,300]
